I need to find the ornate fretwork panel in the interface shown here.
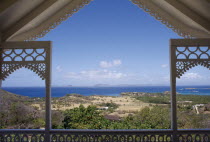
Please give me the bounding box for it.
[50,133,172,142]
[2,48,46,62]
[176,61,210,78]
[171,39,210,78]
[177,132,210,142]
[1,130,210,142]
[176,46,210,60]
[51,133,173,142]
[0,132,45,142]
[0,41,51,81]
[2,63,46,80]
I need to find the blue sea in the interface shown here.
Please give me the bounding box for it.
[2,86,210,98]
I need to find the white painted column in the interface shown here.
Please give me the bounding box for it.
[170,40,178,142]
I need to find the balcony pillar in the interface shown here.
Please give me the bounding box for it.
[45,42,52,142]
[170,41,178,142]
[0,32,2,88]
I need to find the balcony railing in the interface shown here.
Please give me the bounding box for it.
[0,129,210,142]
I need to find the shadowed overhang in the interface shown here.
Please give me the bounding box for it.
[0,0,210,41]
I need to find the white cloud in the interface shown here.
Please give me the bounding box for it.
[113,60,122,66]
[56,65,62,72]
[161,64,168,68]
[65,69,127,80]
[100,59,122,68]
[100,61,112,68]
[182,72,202,79]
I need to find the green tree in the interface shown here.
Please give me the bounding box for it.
[63,105,111,129]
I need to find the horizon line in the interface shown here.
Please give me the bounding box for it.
[2,85,210,87]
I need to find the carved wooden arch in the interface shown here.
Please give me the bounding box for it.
[2,62,46,81]
[176,61,210,78]
[170,38,210,141]
[0,41,51,81]
[0,41,52,141]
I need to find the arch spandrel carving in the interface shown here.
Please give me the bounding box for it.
[2,63,46,80]
[0,41,51,81]
[176,61,210,78]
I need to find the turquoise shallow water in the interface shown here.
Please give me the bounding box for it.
[2,86,210,98]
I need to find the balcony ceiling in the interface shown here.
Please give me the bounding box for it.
[0,0,210,41]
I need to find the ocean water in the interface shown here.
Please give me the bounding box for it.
[2,86,210,98]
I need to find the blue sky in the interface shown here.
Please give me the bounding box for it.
[3,0,210,87]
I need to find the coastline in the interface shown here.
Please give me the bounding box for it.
[2,86,210,98]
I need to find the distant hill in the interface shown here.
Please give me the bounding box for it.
[0,89,30,105]
[0,89,44,129]
[94,84,110,87]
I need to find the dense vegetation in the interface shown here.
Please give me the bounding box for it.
[52,104,209,129]
[58,105,170,129]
